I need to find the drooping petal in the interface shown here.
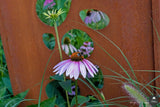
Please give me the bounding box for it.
[53,59,70,69]
[70,71,74,79]
[84,59,98,73]
[79,61,87,78]
[95,11,101,22]
[53,65,63,73]
[66,62,75,76]
[70,44,77,52]
[83,59,96,74]
[99,11,105,20]
[59,62,71,75]
[62,45,65,50]
[69,44,74,53]
[74,62,80,79]
[65,45,69,54]
[82,60,94,77]
[84,16,89,24]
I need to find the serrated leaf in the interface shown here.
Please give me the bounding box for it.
[59,80,72,93]
[71,95,89,107]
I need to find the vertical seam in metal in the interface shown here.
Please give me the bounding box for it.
[151,0,156,94]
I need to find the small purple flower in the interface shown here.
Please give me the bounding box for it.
[79,42,94,57]
[84,10,105,24]
[43,0,56,8]
[68,86,76,96]
[53,52,98,80]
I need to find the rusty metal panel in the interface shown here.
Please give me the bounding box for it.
[152,0,160,92]
[0,0,154,106]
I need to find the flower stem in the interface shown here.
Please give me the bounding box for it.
[38,50,55,107]
[54,22,70,107]
[75,80,78,107]
[86,78,108,107]
[54,22,63,61]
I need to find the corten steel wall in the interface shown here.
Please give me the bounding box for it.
[0,0,157,106]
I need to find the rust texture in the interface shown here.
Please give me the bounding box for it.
[152,0,160,92]
[0,0,154,106]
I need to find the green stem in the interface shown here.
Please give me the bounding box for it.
[86,78,108,107]
[75,80,78,107]
[0,43,2,65]
[54,22,63,61]
[54,22,70,107]
[38,50,55,107]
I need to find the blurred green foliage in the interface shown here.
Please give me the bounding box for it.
[79,9,110,30]
[0,37,13,100]
[0,37,30,106]
[36,0,71,26]
[43,33,55,50]
[62,29,94,56]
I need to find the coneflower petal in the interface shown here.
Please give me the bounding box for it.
[69,70,74,78]
[84,59,98,73]
[65,45,69,54]
[59,62,71,75]
[79,61,87,78]
[62,45,65,50]
[53,59,70,69]
[66,62,75,76]
[82,60,94,77]
[72,45,77,52]
[74,62,80,80]
[69,44,74,53]
[83,59,96,74]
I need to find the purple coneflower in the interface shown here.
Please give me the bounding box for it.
[53,52,98,80]
[84,10,105,24]
[43,0,56,8]
[62,37,77,55]
[79,42,94,57]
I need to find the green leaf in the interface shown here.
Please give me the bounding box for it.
[42,33,55,50]
[16,89,29,98]
[0,89,29,107]
[2,77,13,94]
[86,96,103,107]
[71,95,89,107]
[59,80,72,93]
[28,97,56,107]
[50,74,64,81]
[46,80,66,107]
[0,87,6,97]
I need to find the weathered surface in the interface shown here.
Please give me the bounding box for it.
[0,0,154,106]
